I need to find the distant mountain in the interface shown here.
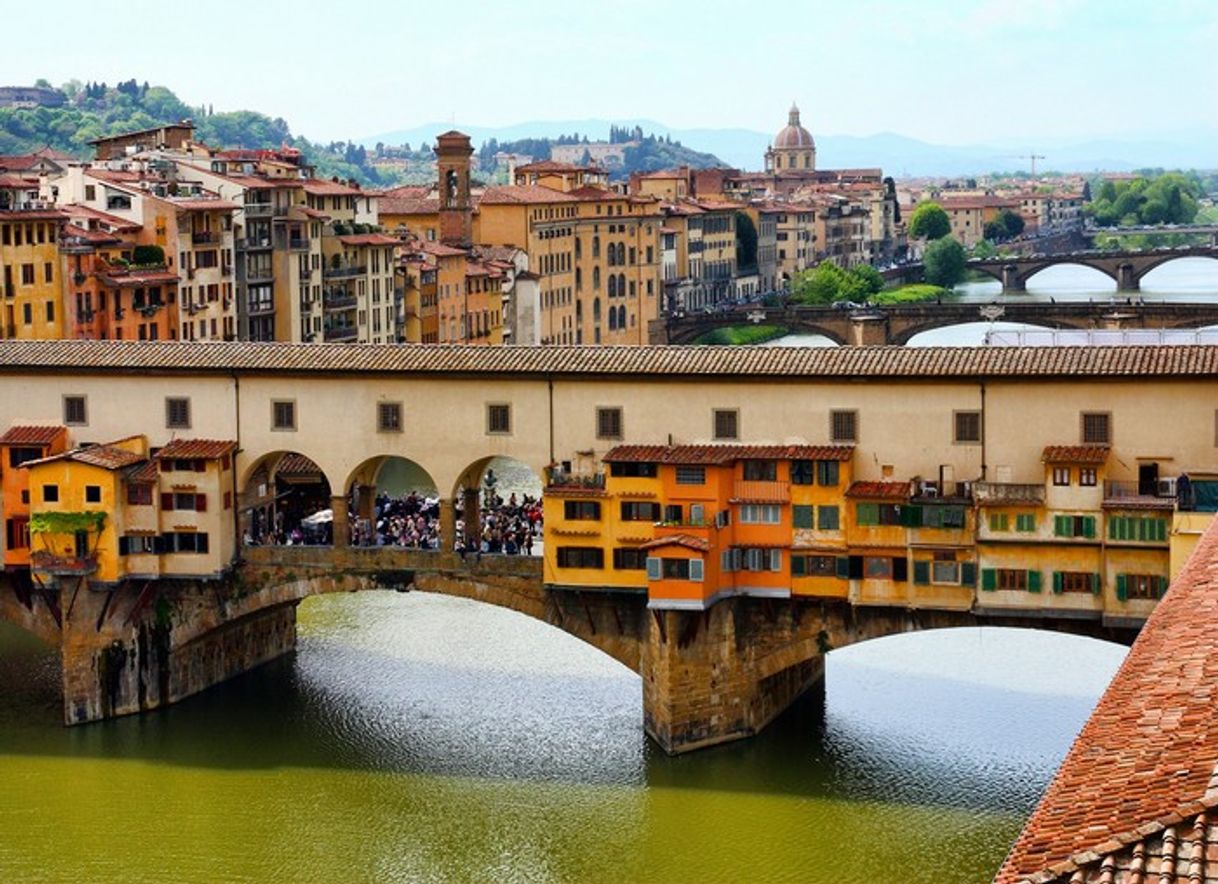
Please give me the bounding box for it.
[364,120,1218,177]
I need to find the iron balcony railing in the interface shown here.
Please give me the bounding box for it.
[324,325,359,342]
[323,264,367,280]
[323,293,358,311]
[192,231,221,245]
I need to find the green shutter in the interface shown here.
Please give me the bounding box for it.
[1083,516,1096,539]
[1107,517,1118,540]
[1052,572,1063,594]
[857,503,878,526]
[835,556,850,579]
[1091,572,1101,595]
[1028,570,1042,593]
[1137,518,1148,542]
[1116,574,1127,602]
[1157,575,1169,599]
[1053,515,1066,537]
[981,568,996,591]
[900,504,923,528]
[961,562,977,587]
[1155,519,1167,542]
[913,560,930,585]
[793,505,814,529]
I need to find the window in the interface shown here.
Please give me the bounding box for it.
[865,556,893,579]
[954,411,981,444]
[931,560,960,584]
[63,395,87,426]
[165,531,210,553]
[613,548,647,570]
[1079,468,1097,487]
[793,505,814,529]
[1055,571,1100,594]
[127,484,153,506]
[620,501,660,522]
[988,569,1035,591]
[791,555,836,577]
[610,462,657,478]
[1117,573,1168,601]
[85,485,102,504]
[660,558,691,580]
[1081,412,1111,444]
[487,403,511,435]
[596,407,623,440]
[1016,513,1036,532]
[1107,515,1168,542]
[556,547,604,569]
[989,513,1009,532]
[675,466,705,485]
[166,397,191,429]
[830,410,857,443]
[742,460,777,481]
[713,409,738,440]
[855,502,902,526]
[377,402,402,433]
[1053,514,1096,538]
[739,548,782,572]
[816,460,840,486]
[42,484,59,503]
[790,460,813,485]
[739,504,781,524]
[817,505,840,530]
[271,400,296,431]
[563,500,601,520]
[1052,467,1071,486]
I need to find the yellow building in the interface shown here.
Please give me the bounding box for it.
[0,177,65,339]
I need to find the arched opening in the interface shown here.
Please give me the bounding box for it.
[241,451,332,546]
[343,456,441,549]
[450,456,544,556]
[1023,263,1117,294]
[1139,255,1218,294]
[905,320,1064,347]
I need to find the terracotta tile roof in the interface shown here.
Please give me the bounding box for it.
[1042,445,1110,464]
[378,197,440,216]
[0,425,65,446]
[604,444,855,465]
[376,185,431,200]
[165,198,238,212]
[275,453,322,476]
[302,179,361,196]
[995,516,1218,884]
[640,534,709,552]
[3,342,1218,382]
[845,481,911,500]
[155,439,237,460]
[515,160,604,174]
[1101,495,1175,511]
[477,185,578,205]
[28,444,144,471]
[417,241,467,258]
[60,203,142,232]
[337,234,399,247]
[126,461,159,483]
[62,223,122,244]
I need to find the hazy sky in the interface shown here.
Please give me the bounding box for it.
[3,0,1213,144]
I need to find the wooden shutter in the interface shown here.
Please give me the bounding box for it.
[900,505,923,528]
[118,536,129,556]
[720,551,733,573]
[960,562,977,587]
[1083,516,1096,539]
[689,558,704,582]
[913,560,930,585]
[769,549,782,572]
[1052,572,1063,594]
[857,503,878,526]
[791,555,805,577]
[161,492,174,510]
[1090,572,1101,595]
[793,505,813,529]
[1028,570,1042,593]
[981,568,996,591]
[892,556,908,582]
[1116,574,1127,602]
[1156,575,1169,598]
[1053,515,1067,537]
[646,557,661,580]
[198,533,209,554]
[195,494,207,512]
[835,556,850,579]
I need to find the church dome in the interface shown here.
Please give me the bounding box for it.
[774,103,814,149]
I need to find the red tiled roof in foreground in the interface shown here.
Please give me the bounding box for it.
[0,425,65,446]
[603,444,855,465]
[1042,445,1111,464]
[995,515,1218,883]
[155,439,237,460]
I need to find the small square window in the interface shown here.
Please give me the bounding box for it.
[377,402,402,433]
[43,484,59,503]
[166,397,191,429]
[487,403,511,435]
[1052,467,1071,486]
[85,485,101,504]
[954,411,981,444]
[271,400,296,431]
[713,409,738,441]
[63,395,87,426]
[1081,412,1111,445]
[830,410,857,443]
[596,407,622,440]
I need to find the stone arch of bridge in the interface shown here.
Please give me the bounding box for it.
[1020,261,1120,288]
[821,616,1136,659]
[889,317,1076,346]
[1133,253,1218,284]
[238,450,334,545]
[449,455,546,545]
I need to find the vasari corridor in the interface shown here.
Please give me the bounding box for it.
[3,3,1218,882]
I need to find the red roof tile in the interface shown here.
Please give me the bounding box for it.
[155,439,237,460]
[845,481,911,499]
[1042,445,1110,464]
[640,534,709,552]
[604,444,855,465]
[0,425,65,446]
[477,185,578,205]
[28,444,144,471]
[275,452,322,475]
[995,516,1218,883]
[303,179,361,196]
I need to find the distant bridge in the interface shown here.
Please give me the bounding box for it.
[967,245,1218,291]
[1083,224,1218,243]
[657,298,1218,346]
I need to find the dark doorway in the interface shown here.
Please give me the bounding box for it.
[1138,463,1159,496]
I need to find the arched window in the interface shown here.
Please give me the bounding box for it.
[608,307,617,331]
[592,235,600,258]
[617,273,626,297]
[617,243,626,265]
[575,267,582,291]
[574,237,581,259]
[593,298,601,322]
[607,245,616,267]
[618,305,627,329]
[607,275,617,297]
[593,267,600,289]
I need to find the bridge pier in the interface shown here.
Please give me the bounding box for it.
[849,315,890,346]
[1117,263,1140,292]
[330,495,350,547]
[1002,265,1026,292]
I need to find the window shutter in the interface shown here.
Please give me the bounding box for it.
[689,558,704,582]
[646,557,661,580]
[1107,517,1118,540]
[1137,518,1148,542]
[835,556,850,579]
[913,560,930,585]
[196,494,207,512]
[770,549,781,572]
[198,533,209,554]
[1028,570,1042,593]
[857,503,878,526]
[1083,516,1096,539]
[1116,574,1127,602]
[892,556,908,582]
[793,505,813,529]
[791,555,805,577]
[981,568,996,591]
[161,492,174,510]
[1157,575,1168,599]
[1052,572,1063,594]
[732,548,742,571]
[900,505,922,528]
[1054,515,1067,537]
[118,536,129,556]
[961,562,976,587]
[155,534,169,554]
[989,513,1000,532]
[1155,519,1167,542]
[690,504,704,525]
[720,550,732,572]
[1090,572,1101,595]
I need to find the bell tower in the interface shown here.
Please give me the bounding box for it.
[435,130,473,246]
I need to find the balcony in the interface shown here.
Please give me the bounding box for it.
[1104,479,1176,500]
[247,301,275,317]
[731,480,790,504]
[973,482,1045,505]
[323,264,367,280]
[244,266,274,285]
[235,237,272,251]
[244,202,275,218]
[287,237,310,251]
[324,325,359,342]
[323,293,358,311]
[31,550,98,576]
[192,231,221,245]
[545,468,605,493]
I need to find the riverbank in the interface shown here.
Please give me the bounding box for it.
[693,324,788,345]
[871,283,950,305]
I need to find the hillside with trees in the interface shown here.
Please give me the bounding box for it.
[476,127,724,178]
[1083,171,1208,227]
[0,79,402,186]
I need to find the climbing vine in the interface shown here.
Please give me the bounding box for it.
[29,511,106,534]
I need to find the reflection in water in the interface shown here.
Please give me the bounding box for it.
[0,592,1125,883]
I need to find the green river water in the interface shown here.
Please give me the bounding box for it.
[0,592,1125,884]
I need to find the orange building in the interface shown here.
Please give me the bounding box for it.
[1,425,68,568]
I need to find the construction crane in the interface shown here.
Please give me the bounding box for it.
[1009,152,1046,176]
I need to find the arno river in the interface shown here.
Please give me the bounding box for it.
[0,259,1214,884]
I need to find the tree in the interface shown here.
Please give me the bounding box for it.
[908,202,951,240]
[923,237,967,288]
[734,211,758,272]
